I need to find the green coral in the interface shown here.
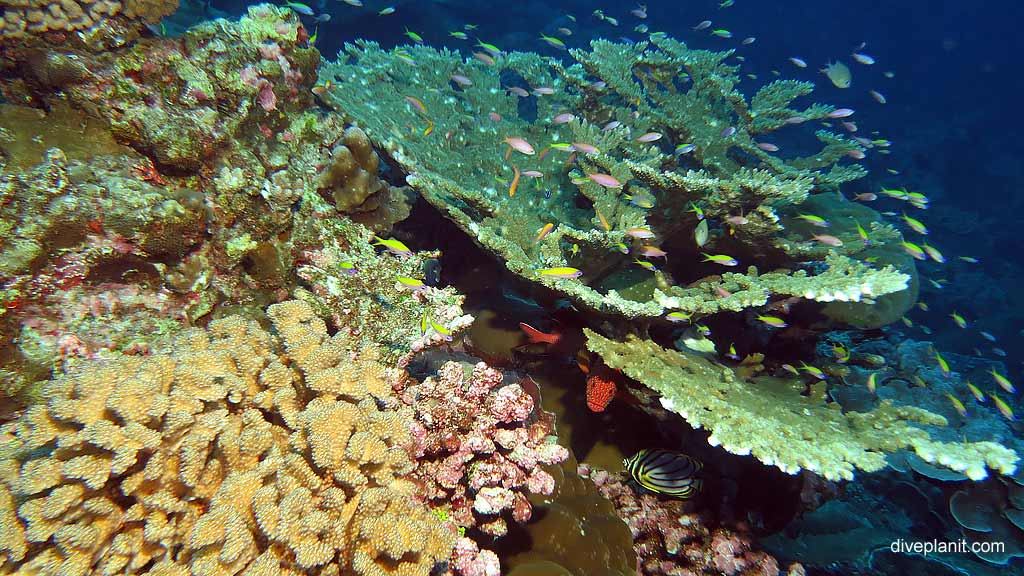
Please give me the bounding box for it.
[320,36,891,320]
[290,205,472,362]
[585,330,1018,482]
[64,4,319,170]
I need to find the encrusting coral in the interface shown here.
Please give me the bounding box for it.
[584,330,1018,482]
[0,6,456,393]
[0,300,456,575]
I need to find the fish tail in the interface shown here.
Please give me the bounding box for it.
[519,322,559,345]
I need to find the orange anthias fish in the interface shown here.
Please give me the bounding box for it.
[509,166,521,197]
[519,322,562,345]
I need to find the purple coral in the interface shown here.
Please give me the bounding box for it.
[396,360,568,543]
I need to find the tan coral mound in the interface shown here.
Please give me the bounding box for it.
[1,0,178,40]
[0,300,456,575]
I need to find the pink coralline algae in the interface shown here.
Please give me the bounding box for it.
[451,537,501,576]
[257,80,278,112]
[395,361,569,539]
[581,465,803,576]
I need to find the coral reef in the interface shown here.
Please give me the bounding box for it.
[320,38,909,320]
[0,0,178,50]
[581,464,798,576]
[394,359,569,538]
[55,3,317,170]
[0,148,204,401]
[0,5,1011,576]
[584,330,1017,481]
[290,208,471,364]
[0,6,454,399]
[949,475,1024,564]
[0,300,456,574]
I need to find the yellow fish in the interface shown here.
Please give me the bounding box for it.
[946,393,967,417]
[935,351,951,377]
[822,61,852,88]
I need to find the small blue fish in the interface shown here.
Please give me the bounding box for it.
[285,1,314,16]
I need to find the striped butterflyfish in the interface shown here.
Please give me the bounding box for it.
[624,449,703,499]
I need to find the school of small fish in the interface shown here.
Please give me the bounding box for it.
[297,0,1018,433]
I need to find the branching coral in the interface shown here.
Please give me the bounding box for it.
[584,330,1018,482]
[0,300,457,575]
[290,210,472,363]
[394,360,569,538]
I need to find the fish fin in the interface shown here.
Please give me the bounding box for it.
[518,322,559,345]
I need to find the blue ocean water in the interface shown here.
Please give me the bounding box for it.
[2,0,1022,574]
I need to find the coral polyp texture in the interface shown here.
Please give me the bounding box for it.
[0,0,178,47]
[584,330,1018,482]
[0,300,456,575]
[320,38,911,320]
[395,360,569,538]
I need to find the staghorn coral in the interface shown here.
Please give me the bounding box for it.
[584,330,1018,482]
[0,300,456,575]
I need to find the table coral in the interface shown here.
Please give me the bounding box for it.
[320,37,907,321]
[0,300,457,575]
[394,360,569,539]
[584,330,1018,482]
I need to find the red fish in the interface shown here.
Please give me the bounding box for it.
[519,322,561,345]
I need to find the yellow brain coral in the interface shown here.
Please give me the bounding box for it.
[0,300,456,575]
